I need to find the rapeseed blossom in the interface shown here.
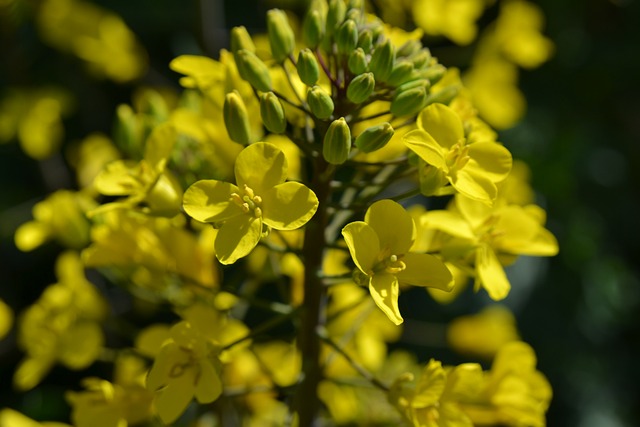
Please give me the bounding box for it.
[183,141,318,264]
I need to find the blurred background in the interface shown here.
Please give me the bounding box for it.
[1,0,639,426]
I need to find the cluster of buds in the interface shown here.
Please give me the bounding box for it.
[222,0,458,166]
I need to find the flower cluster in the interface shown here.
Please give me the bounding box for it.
[2,0,557,425]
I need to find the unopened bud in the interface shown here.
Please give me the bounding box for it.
[421,64,446,85]
[307,86,334,119]
[355,122,394,153]
[390,86,427,117]
[425,86,460,106]
[357,29,373,52]
[387,61,415,87]
[326,0,346,36]
[336,19,358,55]
[267,9,295,62]
[347,72,375,104]
[345,7,361,23]
[303,9,324,48]
[323,117,351,165]
[410,49,432,69]
[230,26,255,54]
[397,39,422,58]
[297,49,320,86]
[235,49,272,92]
[348,48,368,74]
[397,79,430,94]
[369,39,395,83]
[223,91,252,144]
[260,92,287,134]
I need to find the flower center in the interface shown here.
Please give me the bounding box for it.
[230,184,263,218]
[373,253,407,275]
[445,140,470,172]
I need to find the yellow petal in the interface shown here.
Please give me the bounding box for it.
[0,299,13,340]
[369,273,403,325]
[58,322,104,369]
[234,142,287,194]
[451,169,497,205]
[466,141,512,182]
[416,103,465,149]
[476,245,510,300]
[396,253,453,290]
[421,210,475,240]
[365,199,415,255]
[215,215,262,264]
[135,324,171,357]
[342,221,380,274]
[144,122,176,171]
[13,356,54,391]
[195,360,222,403]
[261,182,318,230]
[93,160,141,196]
[155,367,197,424]
[413,359,446,407]
[403,129,447,170]
[183,180,242,223]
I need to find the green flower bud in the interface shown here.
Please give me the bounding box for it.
[297,49,320,86]
[307,86,334,119]
[410,49,432,69]
[345,8,361,23]
[326,0,346,36]
[397,39,422,58]
[230,26,255,54]
[323,117,351,165]
[260,92,286,133]
[267,9,295,62]
[354,122,394,153]
[369,39,395,83]
[348,48,368,74]
[235,49,272,92]
[357,29,373,52]
[425,86,459,106]
[347,72,375,104]
[390,86,427,117]
[223,91,252,144]
[397,79,430,94]
[348,0,363,9]
[387,61,415,87]
[336,19,358,55]
[421,64,446,85]
[303,9,324,48]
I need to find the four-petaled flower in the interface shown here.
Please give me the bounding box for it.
[403,103,512,204]
[183,142,319,264]
[342,200,454,325]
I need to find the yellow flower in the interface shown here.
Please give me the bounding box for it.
[447,305,520,359]
[0,298,13,340]
[14,190,95,252]
[0,408,70,427]
[342,200,453,325]
[146,321,223,424]
[92,123,183,217]
[183,142,318,264]
[412,0,486,45]
[404,103,513,204]
[14,251,107,391]
[422,195,558,300]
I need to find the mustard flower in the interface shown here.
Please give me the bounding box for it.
[404,103,513,204]
[146,321,222,424]
[342,200,453,325]
[183,142,319,264]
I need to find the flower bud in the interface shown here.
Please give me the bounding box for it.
[223,91,252,144]
[307,86,334,119]
[326,0,346,36]
[336,19,358,55]
[425,86,459,106]
[390,86,427,117]
[260,92,287,134]
[397,39,422,58]
[387,61,415,87]
[230,26,255,54]
[267,9,295,62]
[303,9,324,48]
[345,7,361,23]
[355,122,394,153]
[410,49,432,69]
[357,29,373,52]
[397,79,430,94]
[348,48,368,75]
[297,49,320,86]
[421,64,446,85]
[323,117,351,165]
[235,49,272,92]
[369,38,395,83]
[346,72,375,104]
